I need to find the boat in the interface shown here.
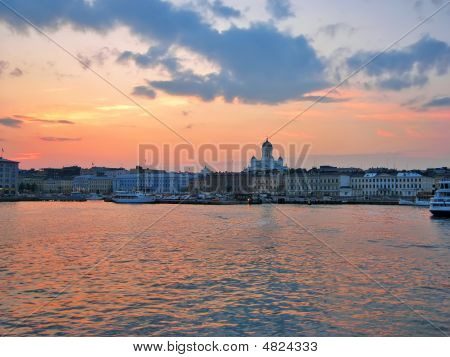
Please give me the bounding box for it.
[430,179,450,217]
[399,198,430,207]
[86,193,103,201]
[69,192,87,201]
[111,191,156,204]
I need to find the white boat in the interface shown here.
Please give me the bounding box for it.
[111,191,156,204]
[399,198,430,207]
[430,179,450,217]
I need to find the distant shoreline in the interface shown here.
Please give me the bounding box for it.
[0,197,402,205]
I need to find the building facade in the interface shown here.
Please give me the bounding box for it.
[42,179,73,194]
[252,171,284,195]
[351,172,434,197]
[191,169,436,199]
[73,175,113,194]
[0,158,19,196]
[113,171,196,194]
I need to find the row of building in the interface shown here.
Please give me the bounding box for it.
[16,165,199,195]
[1,138,449,199]
[190,169,437,198]
[10,164,447,199]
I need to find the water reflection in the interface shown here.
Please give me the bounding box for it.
[0,202,449,336]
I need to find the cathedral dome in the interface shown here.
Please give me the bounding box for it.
[262,138,272,148]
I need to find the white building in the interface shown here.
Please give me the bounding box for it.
[351,172,434,197]
[113,171,196,194]
[246,139,287,172]
[0,157,19,196]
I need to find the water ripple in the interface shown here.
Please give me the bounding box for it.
[0,202,449,336]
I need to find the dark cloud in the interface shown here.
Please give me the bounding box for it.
[0,0,326,104]
[91,47,120,65]
[378,74,428,91]
[265,0,294,20]
[9,67,23,77]
[150,24,327,103]
[209,1,241,19]
[131,84,156,99]
[317,23,356,38]
[423,96,450,108]
[14,115,75,124]
[347,36,450,90]
[77,47,120,69]
[0,117,22,128]
[401,95,426,108]
[431,0,446,5]
[298,95,349,103]
[40,137,81,142]
[117,45,179,72]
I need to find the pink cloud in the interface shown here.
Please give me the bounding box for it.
[376,129,395,138]
[10,152,40,161]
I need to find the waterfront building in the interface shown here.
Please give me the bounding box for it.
[189,172,254,195]
[73,175,113,194]
[284,170,309,197]
[396,172,434,197]
[42,179,73,194]
[113,170,196,194]
[18,173,45,193]
[305,172,342,198]
[81,166,128,177]
[18,178,44,193]
[19,166,82,194]
[252,171,284,195]
[284,166,363,198]
[350,172,434,198]
[0,157,19,196]
[246,139,287,172]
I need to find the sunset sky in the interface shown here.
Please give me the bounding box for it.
[0,0,449,170]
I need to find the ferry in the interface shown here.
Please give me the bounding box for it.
[430,179,450,217]
[111,191,156,204]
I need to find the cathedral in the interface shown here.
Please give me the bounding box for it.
[246,139,287,172]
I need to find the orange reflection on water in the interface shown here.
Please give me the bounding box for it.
[0,202,449,336]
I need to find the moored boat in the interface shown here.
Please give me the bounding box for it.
[111,191,156,204]
[430,179,450,217]
[399,198,430,207]
[86,193,103,200]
